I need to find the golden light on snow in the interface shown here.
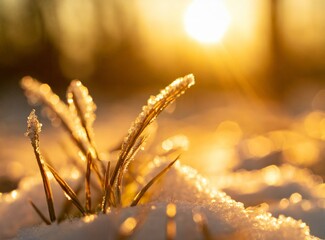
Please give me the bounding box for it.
[10,190,18,200]
[192,212,203,224]
[119,217,137,236]
[166,203,177,218]
[166,203,177,239]
[82,214,96,223]
[184,0,230,44]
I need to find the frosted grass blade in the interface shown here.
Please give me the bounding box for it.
[111,74,195,204]
[130,157,179,207]
[29,200,51,225]
[46,163,87,216]
[26,110,56,223]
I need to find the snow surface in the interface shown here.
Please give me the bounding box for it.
[0,162,320,240]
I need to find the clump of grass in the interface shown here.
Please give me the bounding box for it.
[22,74,195,224]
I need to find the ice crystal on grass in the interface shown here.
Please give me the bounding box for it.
[21,76,103,183]
[66,80,97,144]
[25,109,42,148]
[110,74,195,205]
[21,77,94,160]
[21,77,75,135]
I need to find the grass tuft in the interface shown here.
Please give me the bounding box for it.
[22,74,195,225]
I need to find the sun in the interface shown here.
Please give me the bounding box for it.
[184,0,231,44]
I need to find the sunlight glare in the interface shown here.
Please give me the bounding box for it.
[184,0,230,44]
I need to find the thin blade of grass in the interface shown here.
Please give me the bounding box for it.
[69,85,105,182]
[102,161,114,212]
[85,153,92,213]
[67,80,96,143]
[130,156,179,207]
[57,181,83,223]
[120,134,147,180]
[26,110,56,223]
[35,154,56,222]
[115,134,148,206]
[46,163,87,216]
[29,200,51,225]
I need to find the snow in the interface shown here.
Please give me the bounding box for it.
[0,161,320,240]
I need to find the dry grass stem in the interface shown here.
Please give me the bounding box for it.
[57,182,83,223]
[29,200,51,225]
[85,153,92,213]
[26,110,56,223]
[130,157,179,207]
[67,80,104,177]
[46,163,87,216]
[111,74,195,204]
[102,161,113,212]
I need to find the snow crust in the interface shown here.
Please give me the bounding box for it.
[0,162,319,240]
